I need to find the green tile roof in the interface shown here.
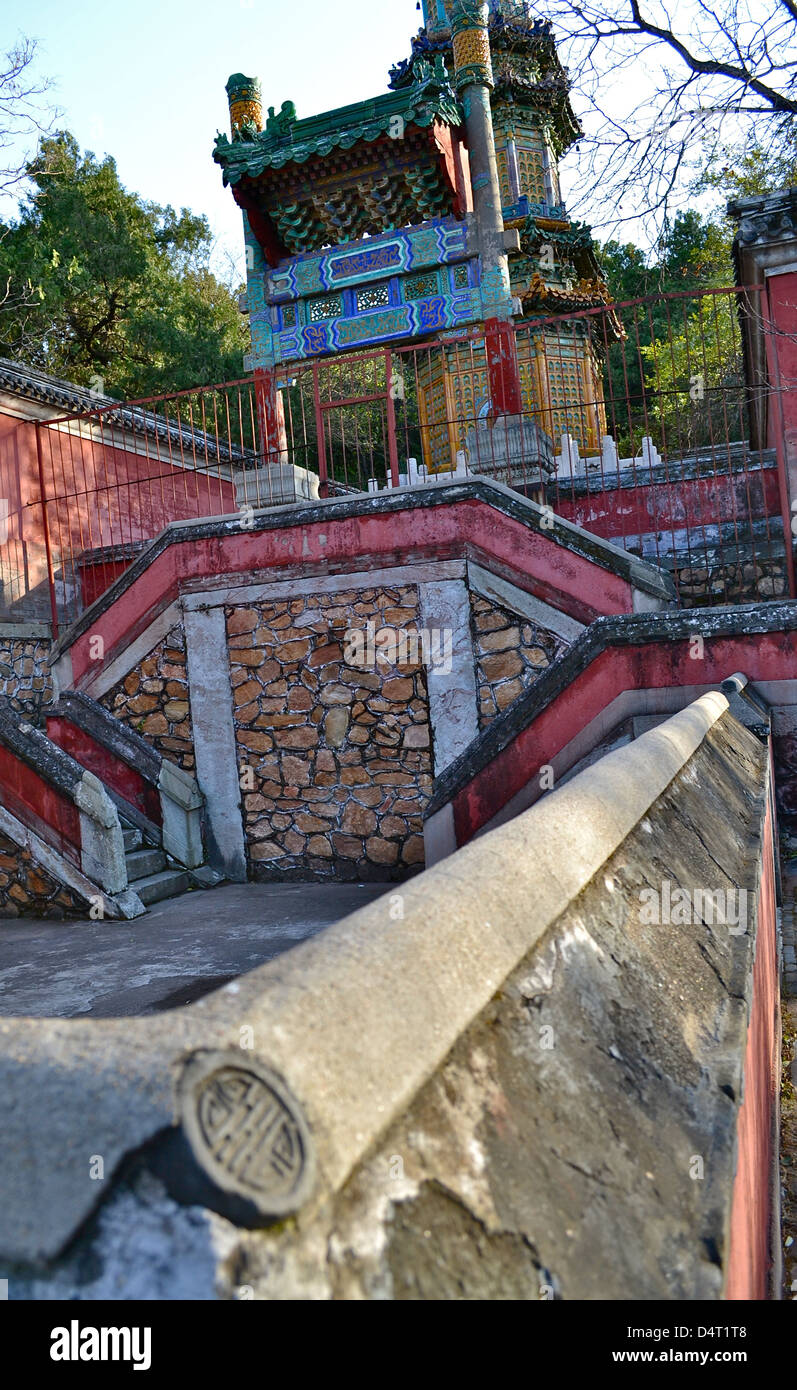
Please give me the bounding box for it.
[214,58,461,187]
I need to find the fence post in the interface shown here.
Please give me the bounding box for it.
[762,290,797,600]
[312,361,329,499]
[485,319,523,416]
[385,349,400,489]
[34,421,59,639]
[254,367,287,465]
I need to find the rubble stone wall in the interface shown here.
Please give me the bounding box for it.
[469,593,567,727]
[0,830,87,919]
[226,586,432,881]
[676,553,787,607]
[0,627,52,712]
[100,625,194,773]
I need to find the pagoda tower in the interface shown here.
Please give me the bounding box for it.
[214,0,611,478]
[394,1,612,462]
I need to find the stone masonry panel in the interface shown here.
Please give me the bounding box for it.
[470,593,567,727]
[226,587,432,881]
[0,831,88,919]
[0,634,53,712]
[100,624,194,771]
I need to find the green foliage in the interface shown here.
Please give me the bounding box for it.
[282,353,425,491]
[639,294,746,457]
[0,131,247,398]
[697,134,797,204]
[595,211,741,456]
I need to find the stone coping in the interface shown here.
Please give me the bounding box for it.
[426,599,797,815]
[48,477,675,662]
[0,690,732,1264]
[0,699,85,801]
[51,690,162,786]
[0,621,52,640]
[546,446,777,498]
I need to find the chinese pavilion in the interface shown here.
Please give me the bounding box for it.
[213,0,612,475]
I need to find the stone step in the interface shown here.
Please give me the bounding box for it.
[132,868,192,906]
[125,848,167,882]
[122,827,142,853]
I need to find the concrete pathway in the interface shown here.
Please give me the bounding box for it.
[0,881,389,1019]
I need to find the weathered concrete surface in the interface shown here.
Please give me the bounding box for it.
[183,606,247,881]
[417,577,479,772]
[0,705,773,1297]
[0,882,388,1018]
[0,693,776,1299]
[210,714,771,1299]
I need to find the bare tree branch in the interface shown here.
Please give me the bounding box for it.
[525,0,797,235]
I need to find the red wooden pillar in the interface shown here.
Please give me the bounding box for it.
[729,191,797,598]
[254,367,287,465]
[763,273,797,598]
[485,318,523,417]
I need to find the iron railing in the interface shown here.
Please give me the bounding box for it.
[0,284,792,631]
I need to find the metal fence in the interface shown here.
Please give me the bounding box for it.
[2,283,792,631]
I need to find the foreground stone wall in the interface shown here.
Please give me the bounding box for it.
[0,625,52,712]
[469,593,566,727]
[100,625,194,773]
[209,713,775,1299]
[0,830,87,919]
[0,697,778,1298]
[227,587,431,881]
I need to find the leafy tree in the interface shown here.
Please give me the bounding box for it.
[0,131,247,397]
[0,37,54,320]
[593,210,738,453]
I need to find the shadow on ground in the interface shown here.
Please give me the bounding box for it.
[0,881,391,1018]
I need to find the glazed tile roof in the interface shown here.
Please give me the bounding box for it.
[213,59,461,187]
[0,359,245,464]
[0,358,118,415]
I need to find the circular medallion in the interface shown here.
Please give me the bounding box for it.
[178,1051,315,1216]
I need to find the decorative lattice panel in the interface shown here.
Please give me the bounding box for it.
[404,272,439,301]
[418,343,490,473]
[496,148,513,206]
[356,283,390,312]
[517,146,546,204]
[418,354,452,473]
[308,293,343,323]
[542,340,604,453]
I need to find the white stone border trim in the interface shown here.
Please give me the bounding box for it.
[467,560,586,642]
[183,606,246,881]
[76,601,182,699]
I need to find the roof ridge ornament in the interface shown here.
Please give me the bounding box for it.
[265,100,298,138]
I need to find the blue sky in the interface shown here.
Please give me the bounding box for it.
[5,0,422,277]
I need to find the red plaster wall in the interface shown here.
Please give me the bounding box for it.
[45,716,162,826]
[726,797,780,1300]
[67,497,639,684]
[554,469,781,542]
[0,410,236,614]
[450,631,797,843]
[0,743,81,864]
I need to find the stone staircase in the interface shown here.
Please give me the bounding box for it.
[119,814,201,907]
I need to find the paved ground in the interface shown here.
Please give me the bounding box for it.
[0,881,389,1019]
